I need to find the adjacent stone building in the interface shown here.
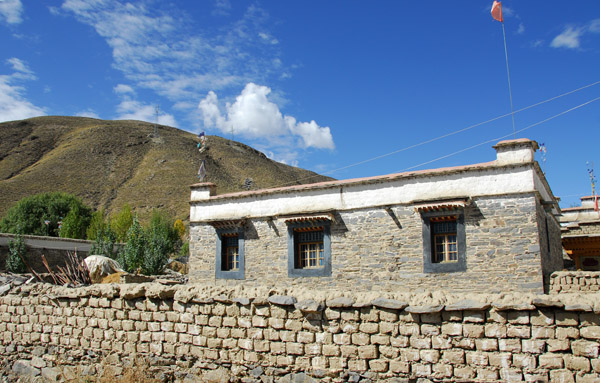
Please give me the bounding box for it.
[189,139,563,293]
[560,196,600,271]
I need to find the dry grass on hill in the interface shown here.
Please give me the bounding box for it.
[0,116,333,223]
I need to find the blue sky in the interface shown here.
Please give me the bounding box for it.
[1,1,599,208]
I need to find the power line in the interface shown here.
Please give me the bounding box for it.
[267,80,600,189]
[398,95,600,173]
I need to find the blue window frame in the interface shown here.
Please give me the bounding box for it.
[422,211,466,273]
[287,218,331,277]
[215,228,245,280]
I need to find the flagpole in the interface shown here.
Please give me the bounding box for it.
[501,22,516,138]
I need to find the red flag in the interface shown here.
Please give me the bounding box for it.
[595,195,598,212]
[491,1,503,22]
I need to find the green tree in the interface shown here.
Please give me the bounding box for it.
[141,210,178,275]
[0,192,92,238]
[86,210,107,241]
[7,232,27,273]
[90,222,117,259]
[118,217,146,273]
[60,202,92,239]
[111,204,133,242]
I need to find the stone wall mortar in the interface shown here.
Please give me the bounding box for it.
[1,284,600,382]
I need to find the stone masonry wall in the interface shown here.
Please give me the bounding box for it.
[2,283,600,382]
[550,271,600,293]
[190,194,561,293]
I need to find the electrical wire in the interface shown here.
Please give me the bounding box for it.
[399,95,600,172]
[268,80,600,189]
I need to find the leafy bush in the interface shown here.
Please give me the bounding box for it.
[118,217,146,273]
[0,192,92,238]
[90,222,118,259]
[7,232,26,273]
[117,210,180,275]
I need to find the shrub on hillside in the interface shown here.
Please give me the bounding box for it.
[0,192,92,238]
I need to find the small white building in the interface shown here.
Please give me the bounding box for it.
[188,139,563,293]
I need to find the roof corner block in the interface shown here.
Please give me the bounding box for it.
[190,182,217,202]
[493,138,539,165]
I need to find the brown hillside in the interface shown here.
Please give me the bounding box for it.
[0,116,333,222]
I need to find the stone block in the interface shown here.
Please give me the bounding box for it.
[531,326,555,339]
[340,345,358,357]
[371,334,390,345]
[400,348,420,362]
[571,339,600,358]
[442,349,464,365]
[530,310,554,326]
[333,333,350,345]
[322,344,341,356]
[286,342,304,355]
[507,325,530,338]
[538,353,564,369]
[399,323,420,336]
[556,312,579,326]
[441,323,463,336]
[512,353,536,369]
[488,352,512,368]
[379,321,398,335]
[358,345,378,359]
[499,368,523,382]
[368,359,388,372]
[413,363,432,377]
[564,355,591,372]
[352,332,370,346]
[390,335,409,348]
[466,351,489,366]
[421,324,440,336]
[270,342,286,355]
[581,326,600,340]
[410,336,431,349]
[507,311,530,324]
[453,366,476,380]
[476,338,498,351]
[389,360,410,374]
[463,324,484,338]
[347,359,367,372]
[547,338,570,352]
[420,349,440,363]
[379,345,399,359]
[463,310,485,323]
[432,335,452,349]
[557,326,580,339]
[485,323,507,338]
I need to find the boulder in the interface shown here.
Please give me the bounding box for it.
[84,255,124,284]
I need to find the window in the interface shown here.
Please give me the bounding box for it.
[431,217,458,263]
[421,211,466,273]
[215,227,245,279]
[286,216,332,277]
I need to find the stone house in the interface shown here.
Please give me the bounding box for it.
[560,195,600,271]
[188,138,563,293]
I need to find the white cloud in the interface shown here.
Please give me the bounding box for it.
[212,0,231,16]
[114,83,135,94]
[551,20,600,50]
[198,83,335,150]
[0,58,45,122]
[60,0,284,105]
[0,0,23,24]
[588,19,600,33]
[116,99,176,127]
[6,57,35,80]
[75,109,100,118]
[551,27,582,49]
[517,23,525,35]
